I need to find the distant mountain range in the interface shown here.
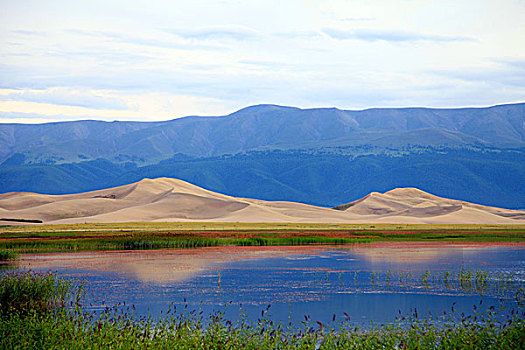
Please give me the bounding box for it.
[0,102,524,210]
[1,103,524,165]
[1,177,523,224]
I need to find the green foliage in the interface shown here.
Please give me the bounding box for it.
[1,225,523,255]
[1,296,524,349]
[0,271,524,349]
[0,271,77,315]
[1,148,525,209]
[0,227,378,253]
[0,249,18,261]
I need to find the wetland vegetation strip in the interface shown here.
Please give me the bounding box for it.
[0,236,372,253]
[1,271,524,349]
[0,271,79,315]
[0,223,524,253]
[2,222,525,233]
[0,249,18,261]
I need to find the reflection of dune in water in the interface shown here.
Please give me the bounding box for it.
[349,242,525,264]
[18,243,524,282]
[19,246,329,283]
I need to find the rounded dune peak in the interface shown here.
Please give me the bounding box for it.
[133,177,203,191]
[384,187,432,196]
[382,188,444,203]
[136,177,206,188]
[129,177,237,202]
[70,177,194,203]
[367,191,384,198]
[137,177,181,183]
[135,177,185,186]
[122,177,197,198]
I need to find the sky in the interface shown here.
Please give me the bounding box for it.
[1,0,524,123]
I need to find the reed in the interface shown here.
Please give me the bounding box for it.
[1,223,523,255]
[0,271,523,349]
[0,271,78,315]
[327,268,522,300]
[0,250,18,261]
[0,236,372,254]
[1,296,523,349]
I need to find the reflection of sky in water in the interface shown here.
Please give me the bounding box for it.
[17,243,525,326]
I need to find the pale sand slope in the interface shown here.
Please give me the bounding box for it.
[0,178,524,224]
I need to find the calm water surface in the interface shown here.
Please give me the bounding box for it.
[16,242,525,327]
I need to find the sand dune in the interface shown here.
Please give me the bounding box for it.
[333,187,525,223]
[0,178,524,224]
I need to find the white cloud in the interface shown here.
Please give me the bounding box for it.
[340,17,375,22]
[167,25,262,41]
[322,28,473,42]
[0,88,128,110]
[0,91,234,122]
[0,0,524,123]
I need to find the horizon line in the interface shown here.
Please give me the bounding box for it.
[1,100,524,125]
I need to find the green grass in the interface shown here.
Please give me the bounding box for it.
[0,271,77,315]
[0,271,524,349]
[0,250,18,261]
[0,237,373,253]
[2,308,524,349]
[0,222,523,253]
[3,222,525,232]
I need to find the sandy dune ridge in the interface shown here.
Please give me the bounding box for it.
[0,177,524,224]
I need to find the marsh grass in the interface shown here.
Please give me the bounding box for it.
[0,271,524,349]
[0,250,18,261]
[311,267,523,302]
[3,222,525,233]
[0,271,79,316]
[0,235,373,254]
[0,222,524,255]
[1,295,524,349]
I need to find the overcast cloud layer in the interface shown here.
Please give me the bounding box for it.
[1,0,524,123]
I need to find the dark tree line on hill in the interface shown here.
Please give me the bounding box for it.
[1,148,523,210]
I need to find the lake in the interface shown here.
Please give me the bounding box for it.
[14,242,525,327]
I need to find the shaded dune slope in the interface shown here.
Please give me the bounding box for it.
[333,188,525,222]
[0,178,524,224]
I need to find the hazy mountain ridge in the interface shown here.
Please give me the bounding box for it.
[1,102,523,165]
[1,103,523,211]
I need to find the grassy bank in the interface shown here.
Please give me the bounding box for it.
[0,222,523,253]
[3,222,525,232]
[0,271,75,315]
[0,271,524,349]
[0,249,18,261]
